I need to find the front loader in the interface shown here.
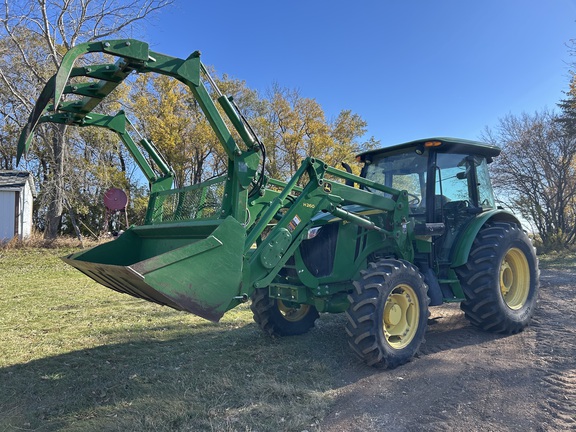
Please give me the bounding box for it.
[19,39,539,368]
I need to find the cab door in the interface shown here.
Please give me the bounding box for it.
[431,153,483,261]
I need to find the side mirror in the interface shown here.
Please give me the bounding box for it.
[456,171,467,180]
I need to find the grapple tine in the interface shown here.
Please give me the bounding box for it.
[17,39,151,165]
[53,39,150,110]
[17,75,57,164]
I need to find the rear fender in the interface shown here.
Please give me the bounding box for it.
[449,209,521,268]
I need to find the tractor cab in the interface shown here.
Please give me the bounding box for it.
[358,137,502,262]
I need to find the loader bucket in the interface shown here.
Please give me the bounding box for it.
[62,216,246,322]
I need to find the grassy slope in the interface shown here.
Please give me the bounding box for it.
[0,248,347,432]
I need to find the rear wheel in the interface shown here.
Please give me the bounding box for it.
[456,222,539,334]
[250,289,319,336]
[346,259,429,368]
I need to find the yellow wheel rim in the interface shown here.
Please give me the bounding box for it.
[278,300,311,322]
[382,284,420,349]
[500,247,530,310]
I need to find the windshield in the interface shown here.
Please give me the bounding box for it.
[364,150,428,207]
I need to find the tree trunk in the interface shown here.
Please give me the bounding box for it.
[44,125,66,239]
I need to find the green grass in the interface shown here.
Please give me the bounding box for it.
[0,248,352,432]
[538,251,576,270]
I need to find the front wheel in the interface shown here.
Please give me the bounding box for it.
[345,259,429,368]
[455,222,540,334]
[250,289,319,336]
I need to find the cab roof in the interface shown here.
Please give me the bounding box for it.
[357,137,501,161]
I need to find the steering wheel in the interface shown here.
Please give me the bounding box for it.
[407,193,420,205]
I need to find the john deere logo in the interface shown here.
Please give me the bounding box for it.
[323,182,332,193]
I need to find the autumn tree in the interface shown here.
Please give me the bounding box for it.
[259,84,376,182]
[127,71,265,188]
[0,0,173,238]
[482,110,576,251]
[329,109,379,170]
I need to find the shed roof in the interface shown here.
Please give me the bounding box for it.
[0,171,36,194]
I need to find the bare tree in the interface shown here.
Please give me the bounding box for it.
[482,110,576,251]
[0,0,173,238]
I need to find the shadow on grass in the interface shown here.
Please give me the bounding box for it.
[0,314,350,432]
[0,309,508,432]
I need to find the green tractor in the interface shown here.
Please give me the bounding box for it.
[18,39,539,369]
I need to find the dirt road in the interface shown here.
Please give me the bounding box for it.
[320,267,576,432]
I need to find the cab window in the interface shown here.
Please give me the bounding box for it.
[476,157,496,209]
[364,150,428,210]
[435,153,470,203]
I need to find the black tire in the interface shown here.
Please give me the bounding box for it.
[455,222,539,334]
[345,259,429,369]
[250,289,319,336]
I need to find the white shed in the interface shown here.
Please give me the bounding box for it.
[0,171,36,242]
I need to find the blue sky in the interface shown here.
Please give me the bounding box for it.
[146,0,576,146]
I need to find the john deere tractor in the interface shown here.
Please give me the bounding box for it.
[18,39,539,368]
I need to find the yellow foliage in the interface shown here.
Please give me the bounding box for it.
[121,73,374,186]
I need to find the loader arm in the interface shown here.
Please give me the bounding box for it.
[22,109,174,193]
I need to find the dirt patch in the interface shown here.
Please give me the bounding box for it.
[320,267,576,432]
